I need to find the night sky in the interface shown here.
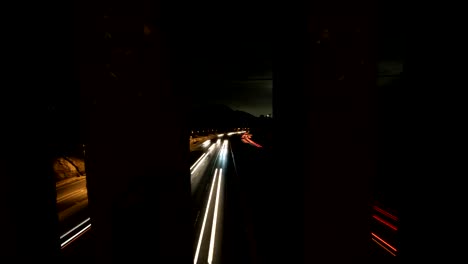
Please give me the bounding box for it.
[377,1,404,88]
[187,38,273,117]
[176,0,273,117]
[177,1,403,117]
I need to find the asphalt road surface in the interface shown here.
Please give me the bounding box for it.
[56,177,88,222]
[57,130,399,264]
[191,132,246,264]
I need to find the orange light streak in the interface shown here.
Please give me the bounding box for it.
[371,238,397,256]
[371,232,397,252]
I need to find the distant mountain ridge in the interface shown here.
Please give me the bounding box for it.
[189,103,258,131]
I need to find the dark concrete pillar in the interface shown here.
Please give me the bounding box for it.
[302,13,377,263]
[1,1,73,260]
[273,1,378,263]
[1,135,61,262]
[78,0,192,263]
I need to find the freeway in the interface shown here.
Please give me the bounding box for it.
[57,131,245,253]
[190,132,246,264]
[56,176,90,246]
[191,138,228,264]
[57,129,398,263]
[56,177,88,222]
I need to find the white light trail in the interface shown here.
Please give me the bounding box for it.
[194,169,218,264]
[208,168,222,264]
[60,217,90,239]
[191,155,208,175]
[208,144,215,152]
[190,153,206,170]
[220,140,228,159]
[61,223,91,248]
[202,140,211,147]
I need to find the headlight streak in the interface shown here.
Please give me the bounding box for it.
[194,169,219,264]
[194,139,229,263]
[207,168,222,264]
[60,217,90,240]
[61,138,227,251]
[220,140,228,160]
[190,153,206,170]
[191,143,218,176]
[191,155,208,175]
[202,140,211,148]
[61,223,91,249]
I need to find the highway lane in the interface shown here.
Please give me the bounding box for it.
[56,177,88,216]
[189,132,246,264]
[56,134,221,224]
[56,138,215,247]
[57,129,399,262]
[57,132,243,252]
[192,138,230,264]
[190,136,226,194]
[57,136,220,248]
[56,176,90,242]
[221,131,273,264]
